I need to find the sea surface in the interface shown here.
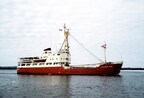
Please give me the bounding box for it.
[0,70,144,98]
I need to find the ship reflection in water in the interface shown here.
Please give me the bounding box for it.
[17,75,71,97]
[0,70,144,98]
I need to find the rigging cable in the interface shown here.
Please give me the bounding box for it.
[70,34,103,62]
[58,38,66,53]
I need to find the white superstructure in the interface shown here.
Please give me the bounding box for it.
[18,25,71,68]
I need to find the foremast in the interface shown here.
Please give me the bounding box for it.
[63,24,70,53]
[58,24,71,66]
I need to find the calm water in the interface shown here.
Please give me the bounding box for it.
[0,70,144,98]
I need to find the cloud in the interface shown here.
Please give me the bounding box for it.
[0,0,144,67]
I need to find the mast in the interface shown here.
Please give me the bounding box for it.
[63,24,71,66]
[63,24,69,51]
[101,43,107,63]
[58,24,71,66]
[58,24,70,53]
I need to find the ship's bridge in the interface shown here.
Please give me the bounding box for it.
[42,48,52,58]
[45,49,71,66]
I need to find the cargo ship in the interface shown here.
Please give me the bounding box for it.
[17,25,123,75]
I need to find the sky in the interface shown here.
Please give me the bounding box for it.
[0,0,144,67]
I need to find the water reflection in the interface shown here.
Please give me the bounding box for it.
[16,74,141,98]
[17,75,72,98]
[1,70,144,98]
[96,76,130,98]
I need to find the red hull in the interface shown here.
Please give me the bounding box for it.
[17,63,122,75]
